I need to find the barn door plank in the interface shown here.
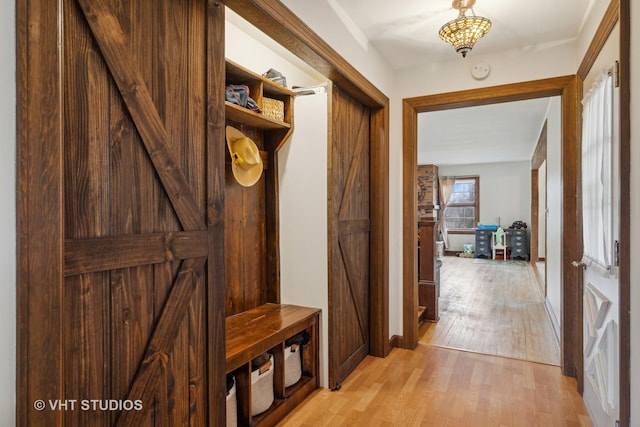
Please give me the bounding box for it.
[64,231,209,276]
[329,86,371,389]
[115,257,206,426]
[338,234,368,342]
[77,0,205,232]
[337,118,368,219]
[74,0,212,423]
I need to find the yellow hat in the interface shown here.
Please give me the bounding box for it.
[226,126,264,187]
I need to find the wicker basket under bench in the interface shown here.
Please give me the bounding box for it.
[225,304,320,426]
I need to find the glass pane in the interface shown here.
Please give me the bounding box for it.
[461,218,475,229]
[444,205,475,229]
[458,192,473,203]
[447,179,476,205]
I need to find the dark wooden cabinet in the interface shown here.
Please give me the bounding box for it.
[226,304,320,426]
[418,220,439,321]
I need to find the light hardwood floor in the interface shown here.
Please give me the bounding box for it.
[277,257,590,426]
[421,256,560,365]
[277,345,591,426]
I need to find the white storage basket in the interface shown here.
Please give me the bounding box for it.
[284,345,302,387]
[226,377,237,427]
[251,354,274,416]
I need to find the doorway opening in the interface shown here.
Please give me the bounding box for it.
[416,97,561,365]
[401,76,584,386]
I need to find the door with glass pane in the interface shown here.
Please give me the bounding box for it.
[579,65,620,427]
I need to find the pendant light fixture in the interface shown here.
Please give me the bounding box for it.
[439,0,491,58]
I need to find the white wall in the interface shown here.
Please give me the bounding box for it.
[278,92,330,388]
[226,12,326,89]
[438,161,531,252]
[545,97,563,338]
[1,0,15,422]
[391,42,579,337]
[630,1,639,425]
[279,0,395,96]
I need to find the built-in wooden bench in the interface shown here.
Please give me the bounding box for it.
[225,303,320,426]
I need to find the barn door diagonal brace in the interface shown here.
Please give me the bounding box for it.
[337,233,368,344]
[115,257,206,426]
[77,0,205,232]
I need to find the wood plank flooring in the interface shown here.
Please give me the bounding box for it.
[276,345,591,426]
[421,256,560,365]
[276,256,590,426]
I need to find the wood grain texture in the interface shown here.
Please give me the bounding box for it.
[77,0,206,232]
[18,0,226,424]
[405,76,576,113]
[266,131,283,304]
[224,124,269,316]
[401,99,419,350]
[329,85,371,389]
[418,220,438,322]
[421,256,560,365]
[225,304,320,372]
[531,168,540,265]
[561,76,583,387]
[64,231,208,275]
[115,258,206,426]
[368,106,390,359]
[206,2,228,425]
[277,345,591,427]
[530,120,548,266]
[577,0,620,79]
[17,0,64,424]
[225,304,320,426]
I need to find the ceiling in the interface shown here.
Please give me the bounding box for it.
[332,0,592,69]
[328,0,593,165]
[417,97,556,165]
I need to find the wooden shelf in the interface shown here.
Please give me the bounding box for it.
[224,58,306,426]
[226,59,296,98]
[225,304,320,426]
[225,102,291,130]
[225,59,295,138]
[417,306,426,322]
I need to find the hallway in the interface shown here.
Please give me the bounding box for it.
[278,256,590,426]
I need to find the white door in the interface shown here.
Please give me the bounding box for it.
[579,68,620,427]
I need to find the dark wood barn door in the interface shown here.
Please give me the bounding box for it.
[329,85,371,389]
[18,0,226,425]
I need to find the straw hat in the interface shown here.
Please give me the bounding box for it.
[226,126,264,187]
